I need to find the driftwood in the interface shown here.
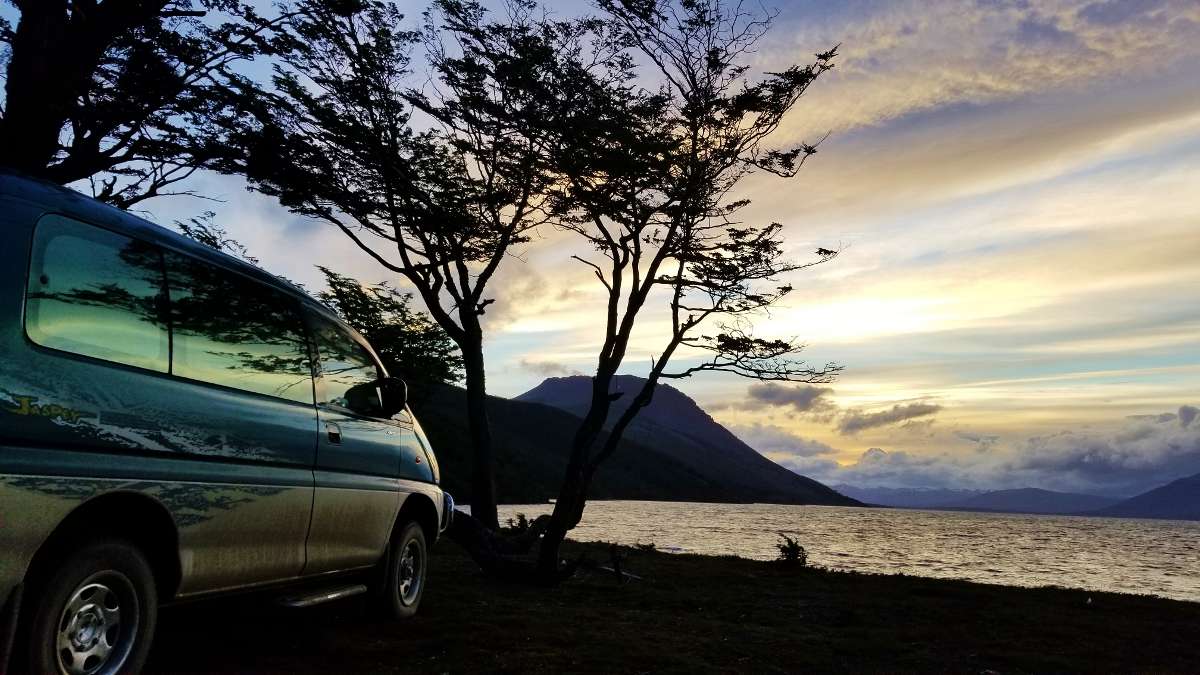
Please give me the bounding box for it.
[579,544,643,583]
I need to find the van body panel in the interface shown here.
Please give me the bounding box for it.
[0,465,313,597]
[305,479,400,574]
[0,171,450,658]
[4,271,320,587]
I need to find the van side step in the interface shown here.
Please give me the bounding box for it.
[277,584,368,608]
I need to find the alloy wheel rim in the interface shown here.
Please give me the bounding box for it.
[397,539,423,605]
[55,573,138,675]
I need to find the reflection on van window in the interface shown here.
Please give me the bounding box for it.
[26,215,169,372]
[165,252,313,404]
[310,316,380,412]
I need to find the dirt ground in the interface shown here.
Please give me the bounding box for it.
[145,541,1200,674]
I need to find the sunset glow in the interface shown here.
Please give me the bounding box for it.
[131,0,1200,496]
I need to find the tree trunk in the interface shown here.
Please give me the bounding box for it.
[1,0,169,178]
[1,1,70,174]
[461,335,499,531]
[537,479,582,576]
[537,373,613,575]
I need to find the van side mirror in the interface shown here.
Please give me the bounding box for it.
[377,377,408,417]
[342,377,407,418]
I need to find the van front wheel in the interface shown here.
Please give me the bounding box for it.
[369,521,427,619]
[25,540,157,675]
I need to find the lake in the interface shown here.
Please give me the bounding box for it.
[493,501,1200,602]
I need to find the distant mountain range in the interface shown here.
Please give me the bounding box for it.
[943,488,1121,514]
[413,374,1197,520]
[411,376,858,507]
[1093,473,1200,520]
[837,480,1200,520]
[833,485,986,509]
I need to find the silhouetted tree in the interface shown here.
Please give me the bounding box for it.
[217,0,593,530]
[534,0,843,576]
[173,211,260,266]
[0,0,291,207]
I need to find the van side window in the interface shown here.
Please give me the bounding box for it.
[164,251,314,404]
[309,315,382,414]
[26,215,170,372]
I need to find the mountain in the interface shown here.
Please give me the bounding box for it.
[941,488,1120,515]
[834,485,986,508]
[515,375,859,506]
[410,384,730,505]
[1091,473,1200,520]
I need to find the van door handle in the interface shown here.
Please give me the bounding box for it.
[325,422,342,445]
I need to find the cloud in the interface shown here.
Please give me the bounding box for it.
[779,406,1200,496]
[730,423,839,458]
[1128,412,1177,424]
[1179,405,1198,429]
[955,430,1001,452]
[1077,0,1167,26]
[789,446,981,491]
[743,383,837,417]
[1011,410,1200,492]
[837,402,942,434]
[1015,14,1080,46]
[480,262,594,333]
[519,358,583,378]
[769,0,1200,138]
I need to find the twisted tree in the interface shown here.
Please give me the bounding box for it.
[534,0,843,576]
[217,0,597,529]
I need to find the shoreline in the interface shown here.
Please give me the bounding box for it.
[490,501,1200,603]
[495,497,1200,522]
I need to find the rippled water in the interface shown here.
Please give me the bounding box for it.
[495,501,1200,602]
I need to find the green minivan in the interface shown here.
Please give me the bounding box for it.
[0,171,453,674]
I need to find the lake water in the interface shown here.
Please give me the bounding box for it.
[494,501,1200,603]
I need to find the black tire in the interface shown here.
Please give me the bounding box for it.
[369,521,428,620]
[24,540,157,675]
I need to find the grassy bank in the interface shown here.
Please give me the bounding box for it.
[147,541,1200,673]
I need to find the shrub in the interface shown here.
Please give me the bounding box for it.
[776,533,807,566]
[505,513,530,533]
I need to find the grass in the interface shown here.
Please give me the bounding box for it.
[146,540,1200,673]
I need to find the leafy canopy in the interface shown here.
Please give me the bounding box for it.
[0,0,292,207]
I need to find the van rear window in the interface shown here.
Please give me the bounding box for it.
[26,215,170,372]
[25,215,314,405]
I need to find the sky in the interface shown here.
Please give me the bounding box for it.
[17,0,1199,496]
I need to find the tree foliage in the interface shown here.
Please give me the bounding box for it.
[215,0,610,529]
[174,211,260,266]
[0,0,290,207]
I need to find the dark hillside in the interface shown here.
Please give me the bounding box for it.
[1092,473,1200,520]
[516,375,858,506]
[411,384,732,505]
